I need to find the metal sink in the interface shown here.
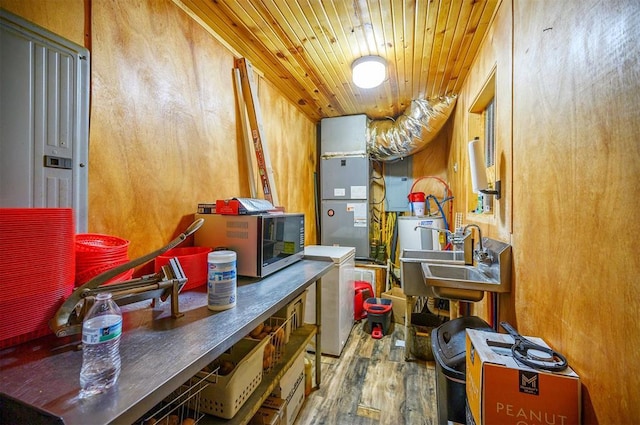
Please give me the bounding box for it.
[400,249,479,300]
[421,263,498,293]
[400,249,466,264]
[399,238,511,302]
[421,238,512,294]
[422,263,494,284]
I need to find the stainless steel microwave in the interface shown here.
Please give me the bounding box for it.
[194,213,305,278]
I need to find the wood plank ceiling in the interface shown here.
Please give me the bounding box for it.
[176,0,499,122]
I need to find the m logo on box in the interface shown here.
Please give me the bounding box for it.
[519,370,539,395]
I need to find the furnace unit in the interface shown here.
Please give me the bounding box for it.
[319,115,370,258]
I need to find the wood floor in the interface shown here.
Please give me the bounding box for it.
[295,320,439,425]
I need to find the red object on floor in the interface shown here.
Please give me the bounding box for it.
[371,324,383,339]
[363,297,393,315]
[363,297,393,337]
[354,280,374,320]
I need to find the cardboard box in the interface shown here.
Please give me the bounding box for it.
[271,351,305,425]
[249,406,281,425]
[284,372,305,425]
[381,286,406,324]
[466,329,581,425]
[250,396,285,425]
[262,395,286,412]
[271,351,303,399]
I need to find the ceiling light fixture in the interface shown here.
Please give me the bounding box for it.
[351,55,387,89]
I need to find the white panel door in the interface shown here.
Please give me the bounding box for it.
[0,10,89,232]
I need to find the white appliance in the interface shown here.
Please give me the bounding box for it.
[304,245,355,357]
[398,216,445,251]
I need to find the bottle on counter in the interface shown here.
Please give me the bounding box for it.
[207,250,237,311]
[79,292,122,398]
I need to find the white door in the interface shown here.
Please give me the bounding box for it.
[1,10,89,232]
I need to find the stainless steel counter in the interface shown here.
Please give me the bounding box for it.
[0,258,332,425]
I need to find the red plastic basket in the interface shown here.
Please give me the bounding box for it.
[75,262,134,287]
[75,233,130,287]
[155,247,212,291]
[75,233,130,252]
[0,208,75,348]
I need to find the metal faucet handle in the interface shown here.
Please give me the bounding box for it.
[448,227,468,244]
[474,248,493,265]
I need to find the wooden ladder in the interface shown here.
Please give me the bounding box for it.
[233,57,279,206]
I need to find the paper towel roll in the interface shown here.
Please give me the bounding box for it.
[468,137,488,193]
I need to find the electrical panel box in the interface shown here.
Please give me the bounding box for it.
[384,158,413,212]
[0,10,89,232]
[320,114,368,155]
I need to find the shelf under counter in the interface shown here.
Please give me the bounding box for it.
[199,324,316,425]
[0,258,332,425]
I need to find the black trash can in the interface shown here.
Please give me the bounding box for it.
[431,316,494,424]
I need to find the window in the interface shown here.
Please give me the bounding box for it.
[468,67,496,215]
[485,98,496,168]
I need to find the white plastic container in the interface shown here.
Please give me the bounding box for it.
[408,192,426,216]
[207,250,237,311]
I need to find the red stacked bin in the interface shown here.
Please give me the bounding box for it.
[0,208,75,348]
[75,233,132,286]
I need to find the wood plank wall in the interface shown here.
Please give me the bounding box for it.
[511,1,640,422]
[0,0,85,47]
[447,0,640,422]
[4,0,640,422]
[1,0,318,271]
[447,0,514,323]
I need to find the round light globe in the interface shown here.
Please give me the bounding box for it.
[352,56,387,89]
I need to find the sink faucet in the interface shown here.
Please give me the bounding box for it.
[414,226,474,265]
[462,224,493,265]
[413,225,452,236]
[413,225,451,252]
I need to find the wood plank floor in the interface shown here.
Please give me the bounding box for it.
[295,320,438,425]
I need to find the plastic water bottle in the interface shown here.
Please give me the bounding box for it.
[79,292,122,398]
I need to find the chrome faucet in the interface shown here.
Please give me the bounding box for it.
[462,224,493,265]
[414,226,473,265]
[413,225,452,237]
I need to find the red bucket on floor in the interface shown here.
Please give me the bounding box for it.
[363,297,393,338]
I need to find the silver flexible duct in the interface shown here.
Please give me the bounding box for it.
[366,95,457,162]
